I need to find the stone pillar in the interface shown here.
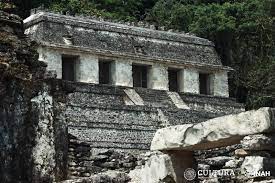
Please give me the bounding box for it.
[110,59,133,87]
[76,55,99,84]
[141,151,195,183]
[148,64,168,90]
[210,71,229,97]
[178,68,199,94]
[38,47,62,79]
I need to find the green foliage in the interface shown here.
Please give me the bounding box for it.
[49,0,99,16]
[35,0,157,21]
[0,2,17,13]
[149,0,274,109]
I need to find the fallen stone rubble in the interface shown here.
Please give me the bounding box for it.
[151,107,275,151]
[146,107,275,183]
[62,108,275,183]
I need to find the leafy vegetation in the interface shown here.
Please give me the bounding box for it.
[149,0,275,109]
[1,0,274,109]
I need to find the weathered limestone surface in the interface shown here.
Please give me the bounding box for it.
[31,90,56,183]
[241,134,275,151]
[37,47,62,78]
[128,152,177,183]
[0,10,58,183]
[210,71,229,97]
[167,91,190,109]
[128,151,195,183]
[77,55,99,83]
[24,11,224,67]
[254,180,275,183]
[110,60,133,87]
[199,156,234,167]
[57,81,244,154]
[148,64,169,90]
[124,88,144,105]
[178,68,199,94]
[241,156,275,177]
[151,108,275,151]
[179,93,244,114]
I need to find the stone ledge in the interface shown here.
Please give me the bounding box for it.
[24,11,213,46]
[151,108,275,151]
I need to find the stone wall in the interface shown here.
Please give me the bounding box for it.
[51,81,243,155]
[195,134,275,182]
[44,80,242,180]
[0,11,54,183]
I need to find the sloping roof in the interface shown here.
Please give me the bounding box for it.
[24,11,227,69]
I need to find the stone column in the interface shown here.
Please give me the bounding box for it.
[178,68,199,94]
[76,55,99,84]
[210,71,229,97]
[148,64,168,90]
[141,151,195,183]
[38,47,62,79]
[110,59,133,87]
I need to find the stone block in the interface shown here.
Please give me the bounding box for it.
[198,164,210,170]
[167,91,190,109]
[110,60,133,87]
[148,64,168,91]
[76,55,99,83]
[241,156,275,178]
[178,68,199,94]
[31,91,56,182]
[224,158,243,168]
[199,156,234,167]
[140,152,176,183]
[234,149,249,157]
[210,71,229,97]
[37,47,62,78]
[138,151,194,183]
[124,89,144,105]
[241,134,275,151]
[151,108,275,151]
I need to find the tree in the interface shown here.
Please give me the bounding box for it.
[148,0,274,109]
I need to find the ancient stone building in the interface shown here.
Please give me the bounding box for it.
[23,9,244,152]
[0,9,249,183]
[21,10,246,180]
[24,10,230,97]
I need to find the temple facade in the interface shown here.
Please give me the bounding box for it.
[18,10,247,179]
[24,10,230,97]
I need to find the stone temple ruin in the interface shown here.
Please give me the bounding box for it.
[24,10,231,97]
[1,9,275,183]
[23,10,244,154]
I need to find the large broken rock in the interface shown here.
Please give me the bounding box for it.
[241,134,275,151]
[129,151,194,183]
[151,108,275,151]
[241,156,275,178]
[140,153,176,183]
[198,156,234,167]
